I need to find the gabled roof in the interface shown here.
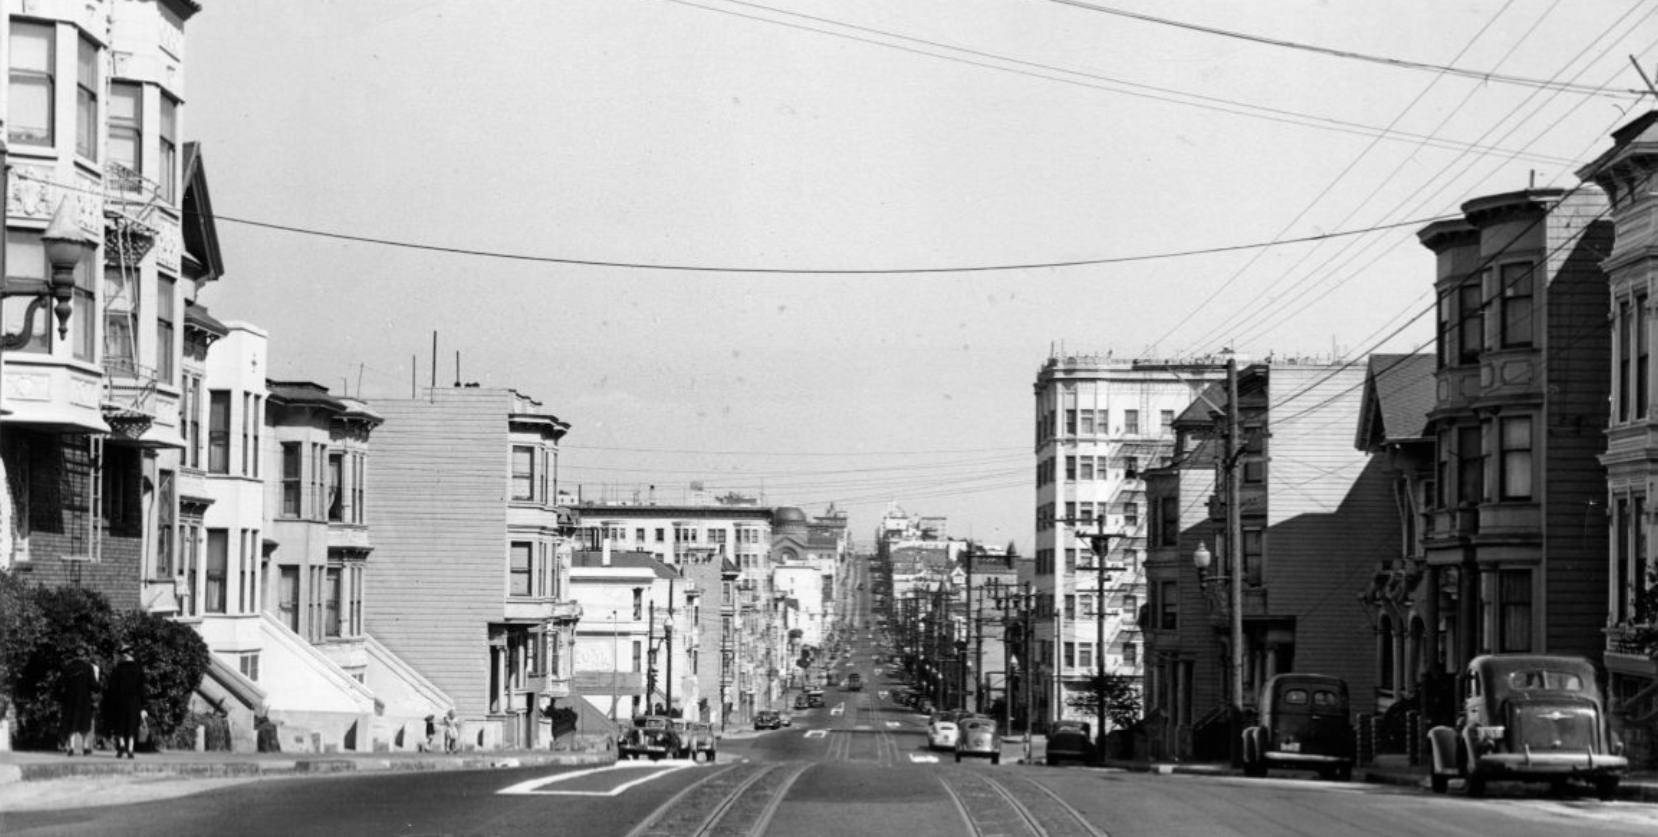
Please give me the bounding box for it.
[180,143,224,284]
[1355,354,1436,451]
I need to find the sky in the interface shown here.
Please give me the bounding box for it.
[184,0,1655,552]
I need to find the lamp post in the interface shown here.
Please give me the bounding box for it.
[1193,537,1243,761]
[1,200,93,352]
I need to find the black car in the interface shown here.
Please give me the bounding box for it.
[1045,720,1095,766]
[619,716,682,761]
[794,693,810,710]
[754,710,784,730]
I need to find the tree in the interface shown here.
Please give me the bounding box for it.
[6,583,117,749]
[0,569,46,720]
[1064,671,1142,732]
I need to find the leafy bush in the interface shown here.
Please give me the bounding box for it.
[0,569,210,751]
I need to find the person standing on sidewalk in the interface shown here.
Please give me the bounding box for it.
[57,646,98,757]
[104,646,146,759]
[441,710,458,753]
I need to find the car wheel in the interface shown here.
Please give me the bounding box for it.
[991,754,1000,765]
[707,751,717,762]
[1430,773,1448,794]
[1243,760,1266,779]
[955,753,962,763]
[1595,777,1620,801]
[1466,775,1486,798]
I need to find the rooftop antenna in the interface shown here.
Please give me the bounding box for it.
[1630,55,1658,100]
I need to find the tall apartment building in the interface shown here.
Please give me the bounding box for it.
[1029,355,1224,730]
[368,387,581,750]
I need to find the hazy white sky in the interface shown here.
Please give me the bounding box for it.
[185,0,1654,550]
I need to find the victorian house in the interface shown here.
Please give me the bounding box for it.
[3,0,201,611]
[1415,186,1613,702]
[367,387,580,750]
[1580,111,1658,766]
[1141,360,1387,761]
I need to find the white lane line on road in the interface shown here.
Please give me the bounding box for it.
[886,721,901,728]
[497,762,694,796]
[909,754,939,764]
[831,703,845,716]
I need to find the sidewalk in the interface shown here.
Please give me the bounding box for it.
[0,745,615,812]
[1094,752,1658,803]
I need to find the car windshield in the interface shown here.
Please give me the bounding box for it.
[1506,669,1584,691]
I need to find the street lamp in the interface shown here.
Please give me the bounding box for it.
[2,201,94,352]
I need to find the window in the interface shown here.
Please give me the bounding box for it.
[1064,594,1076,620]
[635,527,646,542]
[1438,291,1453,369]
[1499,263,1534,348]
[1243,527,1264,586]
[1458,280,1483,364]
[1079,458,1094,481]
[655,528,666,543]
[281,442,302,516]
[1077,642,1094,670]
[2,233,46,353]
[633,587,644,620]
[1154,496,1179,548]
[1640,293,1651,421]
[510,445,535,501]
[352,453,365,524]
[238,653,260,683]
[1063,641,1076,668]
[156,470,175,578]
[70,253,94,362]
[1457,425,1483,506]
[1159,580,1177,630]
[109,81,142,180]
[103,268,135,370]
[1498,416,1532,500]
[156,275,176,383]
[184,374,202,469]
[311,444,327,519]
[159,94,177,202]
[1065,409,1077,435]
[208,391,231,474]
[509,542,532,596]
[278,567,299,632]
[76,35,96,159]
[1065,456,1077,481]
[1125,456,1140,478]
[324,567,342,638]
[328,453,344,521]
[1498,569,1531,653]
[1123,502,1139,528]
[205,529,228,614]
[1124,641,1138,667]
[1161,410,1174,432]
[9,21,54,146]
[1620,298,1633,423]
[1124,410,1140,435]
[1080,410,1094,435]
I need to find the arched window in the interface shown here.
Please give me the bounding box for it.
[1378,615,1395,692]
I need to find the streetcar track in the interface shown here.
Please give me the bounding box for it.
[622,762,770,837]
[936,768,1110,837]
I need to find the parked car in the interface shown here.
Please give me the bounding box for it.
[1242,673,1354,780]
[928,710,967,751]
[846,672,863,691]
[807,689,826,708]
[754,710,784,730]
[619,716,683,761]
[1428,654,1627,799]
[955,716,1001,764]
[682,721,718,762]
[1044,720,1095,766]
[794,693,810,710]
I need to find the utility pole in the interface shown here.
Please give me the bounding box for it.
[1089,521,1114,755]
[1022,581,1034,763]
[964,545,973,712]
[646,601,657,713]
[1225,355,1245,761]
[666,578,675,717]
[974,572,986,715]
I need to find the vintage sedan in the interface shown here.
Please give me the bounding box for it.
[954,715,1001,764]
[753,710,784,730]
[1242,673,1354,780]
[927,710,967,751]
[681,721,718,762]
[619,716,683,761]
[1428,654,1627,799]
[1044,720,1095,766]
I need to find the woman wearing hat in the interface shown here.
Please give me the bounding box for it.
[104,646,146,759]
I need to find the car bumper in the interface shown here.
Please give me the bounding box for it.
[1263,751,1349,765]
[1473,752,1628,776]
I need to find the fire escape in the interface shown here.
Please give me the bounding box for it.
[100,162,162,440]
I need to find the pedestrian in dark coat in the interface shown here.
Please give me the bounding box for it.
[58,648,98,756]
[104,647,145,759]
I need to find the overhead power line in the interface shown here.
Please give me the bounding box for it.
[202,209,1453,275]
[1049,0,1647,99]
